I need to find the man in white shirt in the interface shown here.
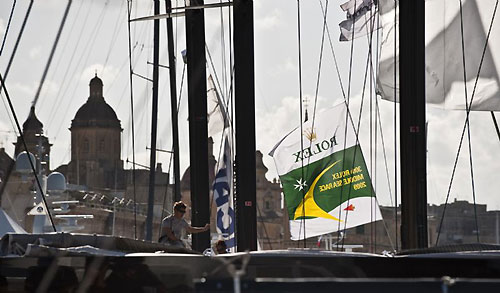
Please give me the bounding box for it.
[160,201,210,248]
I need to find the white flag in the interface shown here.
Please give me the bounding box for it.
[377,0,500,111]
[213,131,235,249]
[339,0,380,41]
[207,75,229,137]
[269,102,382,240]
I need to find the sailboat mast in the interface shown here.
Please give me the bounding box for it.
[145,0,161,241]
[185,0,210,252]
[399,1,428,249]
[165,0,181,202]
[234,0,257,251]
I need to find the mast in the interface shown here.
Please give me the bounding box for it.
[399,1,428,249]
[145,0,161,241]
[185,0,210,252]
[234,0,257,251]
[166,0,181,202]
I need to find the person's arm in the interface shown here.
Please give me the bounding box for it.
[186,223,210,234]
[162,225,179,241]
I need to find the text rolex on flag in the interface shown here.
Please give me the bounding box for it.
[269,102,382,240]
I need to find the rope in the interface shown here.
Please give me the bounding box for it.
[41,0,93,123]
[436,0,499,246]
[103,0,126,70]
[393,0,398,252]
[340,16,378,250]
[320,1,347,100]
[296,0,307,248]
[336,0,359,250]
[3,0,32,80]
[38,0,84,109]
[457,0,479,243]
[32,0,73,107]
[0,73,57,232]
[0,0,16,56]
[127,0,138,239]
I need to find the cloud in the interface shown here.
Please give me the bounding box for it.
[255,9,283,31]
[80,64,119,87]
[29,47,42,60]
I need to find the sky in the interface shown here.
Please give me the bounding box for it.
[1,0,500,211]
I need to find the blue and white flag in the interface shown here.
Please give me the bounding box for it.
[213,132,235,250]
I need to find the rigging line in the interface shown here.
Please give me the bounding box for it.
[340,20,377,250]
[159,62,186,239]
[302,0,328,246]
[127,0,138,240]
[376,100,394,207]
[320,1,346,100]
[51,2,114,139]
[491,112,500,143]
[369,8,374,252]
[41,0,93,119]
[39,0,84,109]
[206,44,231,122]
[32,0,73,107]
[307,0,329,164]
[3,0,32,81]
[338,2,381,250]
[0,0,16,56]
[458,0,479,243]
[337,0,359,251]
[374,0,383,253]
[392,0,398,252]
[103,0,126,70]
[375,199,396,250]
[296,0,307,248]
[227,0,237,252]
[436,0,499,246]
[46,0,103,129]
[219,0,228,102]
[0,72,57,232]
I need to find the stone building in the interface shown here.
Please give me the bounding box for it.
[58,74,124,190]
[0,75,170,239]
[14,106,52,171]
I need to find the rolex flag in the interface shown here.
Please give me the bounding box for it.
[269,102,382,240]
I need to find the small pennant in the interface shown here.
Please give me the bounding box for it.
[344,204,355,211]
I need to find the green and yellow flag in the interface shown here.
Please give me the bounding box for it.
[270,102,382,240]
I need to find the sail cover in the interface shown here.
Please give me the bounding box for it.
[270,102,382,240]
[377,0,500,111]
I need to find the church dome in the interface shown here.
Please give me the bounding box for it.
[71,75,121,129]
[22,106,43,133]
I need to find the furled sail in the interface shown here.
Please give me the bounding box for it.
[377,0,500,111]
[269,102,382,240]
